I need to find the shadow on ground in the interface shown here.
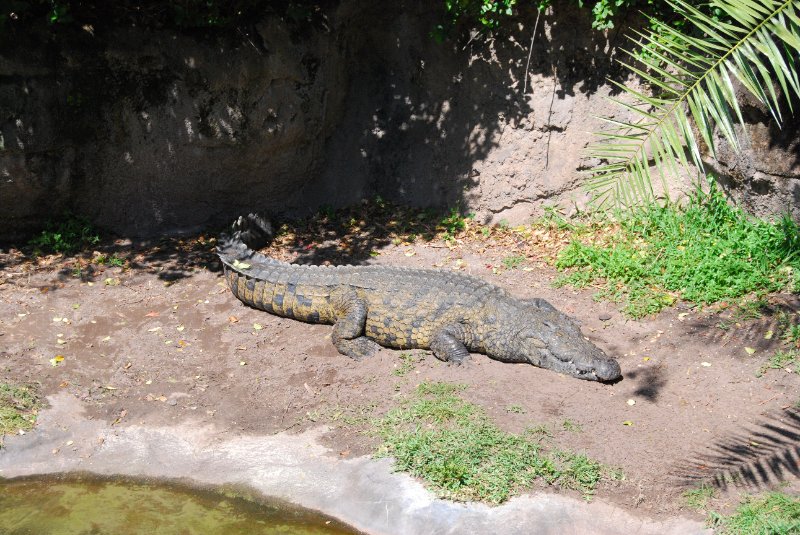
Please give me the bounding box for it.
[0,199,465,293]
[671,407,800,491]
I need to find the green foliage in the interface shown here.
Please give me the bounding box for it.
[561,418,583,432]
[785,323,800,346]
[393,353,419,377]
[682,483,716,510]
[588,0,800,208]
[501,254,526,269]
[0,383,41,443]
[29,213,100,254]
[2,0,325,34]
[443,0,518,30]
[374,381,604,503]
[758,350,799,377]
[439,0,673,34]
[93,253,125,267]
[709,492,800,534]
[439,207,475,241]
[555,183,800,318]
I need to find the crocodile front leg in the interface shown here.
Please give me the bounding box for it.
[430,324,471,364]
[331,289,381,360]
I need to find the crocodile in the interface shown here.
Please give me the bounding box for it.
[218,214,621,382]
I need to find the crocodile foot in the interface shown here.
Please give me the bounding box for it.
[334,336,381,361]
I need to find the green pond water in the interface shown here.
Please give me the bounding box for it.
[0,475,360,535]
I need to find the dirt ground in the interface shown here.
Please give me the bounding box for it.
[1,219,799,525]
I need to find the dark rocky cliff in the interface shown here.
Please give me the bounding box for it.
[1,2,796,241]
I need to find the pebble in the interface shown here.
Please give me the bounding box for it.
[599,313,612,321]
[168,399,178,406]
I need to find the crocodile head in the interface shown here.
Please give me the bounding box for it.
[514,303,621,382]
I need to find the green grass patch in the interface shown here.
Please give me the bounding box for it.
[393,353,419,377]
[757,350,799,377]
[29,213,101,254]
[93,253,125,267]
[0,383,42,444]
[683,483,716,510]
[439,206,475,242]
[554,184,800,318]
[374,382,605,504]
[709,492,800,534]
[501,254,526,270]
[561,419,583,433]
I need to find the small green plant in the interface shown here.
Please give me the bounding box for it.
[439,207,474,241]
[497,219,510,230]
[683,483,716,510]
[555,184,800,318]
[784,322,800,348]
[506,404,526,414]
[561,419,583,433]
[374,382,604,503]
[731,297,769,322]
[709,491,800,534]
[306,402,378,427]
[525,424,553,439]
[393,353,417,377]
[29,213,100,254]
[94,253,125,267]
[0,382,41,445]
[501,255,526,270]
[757,350,799,377]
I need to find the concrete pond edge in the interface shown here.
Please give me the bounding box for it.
[0,392,708,535]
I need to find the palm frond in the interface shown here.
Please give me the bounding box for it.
[587,0,800,209]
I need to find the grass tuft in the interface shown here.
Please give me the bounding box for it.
[757,350,799,377]
[554,183,800,318]
[709,492,800,534]
[374,382,604,504]
[0,383,42,445]
[683,483,716,510]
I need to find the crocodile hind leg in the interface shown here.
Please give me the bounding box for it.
[430,325,471,364]
[331,293,381,360]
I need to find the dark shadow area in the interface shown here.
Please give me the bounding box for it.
[626,365,668,402]
[679,296,800,354]
[0,198,465,294]
[671,407,800,491]
[260,200,458,265]
[0,0,632,241]
[0,233,222,294]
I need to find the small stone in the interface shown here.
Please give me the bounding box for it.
[599,313,612,321]
[167,399,178,406]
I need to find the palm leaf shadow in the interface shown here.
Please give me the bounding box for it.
[671,407,800,491]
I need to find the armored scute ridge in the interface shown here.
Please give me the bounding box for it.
[218,218,621,382]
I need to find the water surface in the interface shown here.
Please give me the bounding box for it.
[0,474,360,535]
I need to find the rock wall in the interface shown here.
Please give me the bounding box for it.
[1,17,348,239]
[1,1,627,240]
[7,2,791,241]
[706,86,800,221]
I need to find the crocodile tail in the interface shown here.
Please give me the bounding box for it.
[217,213,282,268]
